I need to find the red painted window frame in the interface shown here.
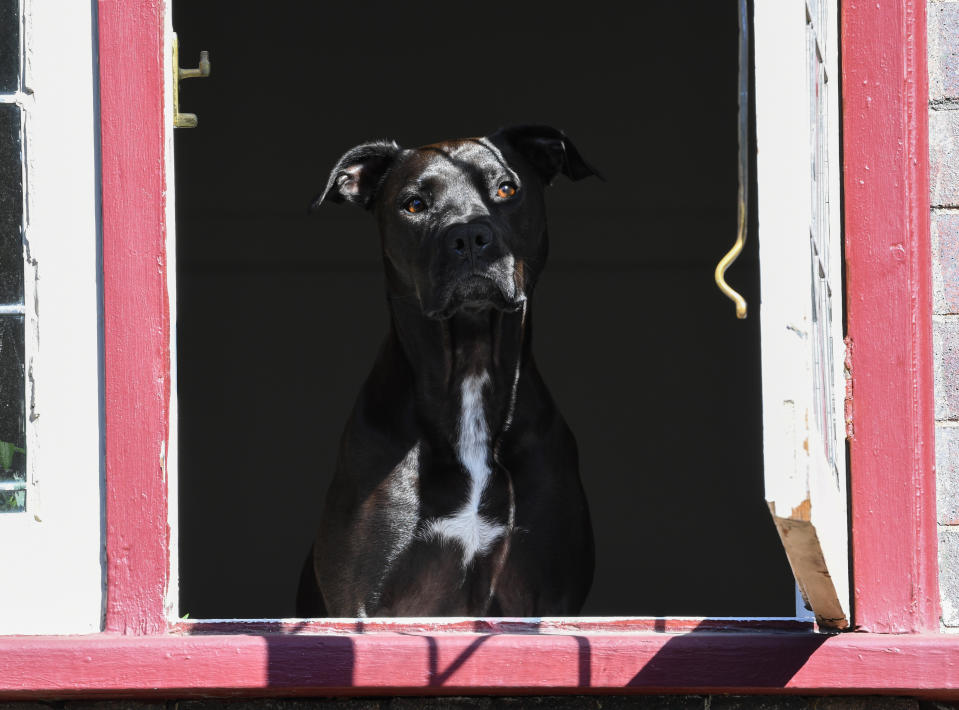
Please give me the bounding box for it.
[0,0,956,699]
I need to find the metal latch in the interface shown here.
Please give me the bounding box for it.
[172,35,210,128]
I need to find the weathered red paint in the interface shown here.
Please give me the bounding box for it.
[1,633,958,699]
[0,0,935,698]
[841,0,939,631]
[98,0,171,634]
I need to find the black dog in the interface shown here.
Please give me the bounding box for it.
[297,126,598,617]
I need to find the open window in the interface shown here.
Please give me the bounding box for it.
[0,0,950,698]
[171,0,844,625]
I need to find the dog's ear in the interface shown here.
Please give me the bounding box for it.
[311,139,401,211]
[491,125,602,185]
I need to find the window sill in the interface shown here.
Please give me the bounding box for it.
[2,629,957,699]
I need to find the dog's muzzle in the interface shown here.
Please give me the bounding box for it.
[422,221,526,319]
[426,260,526,320]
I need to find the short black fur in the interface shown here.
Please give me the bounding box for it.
[299,126,600,617]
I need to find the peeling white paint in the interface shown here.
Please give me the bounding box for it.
[755,0,849,623]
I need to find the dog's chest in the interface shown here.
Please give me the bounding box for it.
[423,370,510,566]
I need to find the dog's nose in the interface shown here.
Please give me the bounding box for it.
[447,222,494,260]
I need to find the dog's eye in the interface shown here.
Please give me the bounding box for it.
[403,197,426,214]
[497,182,518,199]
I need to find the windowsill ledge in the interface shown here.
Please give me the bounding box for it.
[1,629,957,699]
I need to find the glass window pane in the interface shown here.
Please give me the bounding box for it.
[0,0,18,93]
[0,102,22,304]
[0,315,24,513]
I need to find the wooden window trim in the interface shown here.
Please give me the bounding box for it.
[842,0,940,633]
[0,0,950,698]
[2,632,959,697]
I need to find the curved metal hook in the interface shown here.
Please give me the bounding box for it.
[715,0,750,320]
[715,195,748,319]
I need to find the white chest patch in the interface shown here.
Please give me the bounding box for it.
[425,371,506,566]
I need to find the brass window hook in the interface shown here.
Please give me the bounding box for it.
[715,0,750,319]
[172,35,210,129]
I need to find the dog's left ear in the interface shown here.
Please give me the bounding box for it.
[491,125,603,185]
[311,139,401,211]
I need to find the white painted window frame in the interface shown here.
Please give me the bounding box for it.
[164,7,180,623]
[0,0,104,634]
[755,0,849,627]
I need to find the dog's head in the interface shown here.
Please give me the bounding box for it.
[314,125,600,319]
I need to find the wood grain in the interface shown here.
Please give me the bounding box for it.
[841,0,939,632]
[98,0,171,634]
[1,632,958,698]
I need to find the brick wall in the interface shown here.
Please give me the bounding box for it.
[930,0,959,628]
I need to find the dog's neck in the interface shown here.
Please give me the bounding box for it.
[387,295,529,449]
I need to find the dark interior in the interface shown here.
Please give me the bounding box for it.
[173,1,795,618]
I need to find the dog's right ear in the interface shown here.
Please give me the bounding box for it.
[311,140,401,211]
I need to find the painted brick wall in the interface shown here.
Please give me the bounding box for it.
[930,0,959,628]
